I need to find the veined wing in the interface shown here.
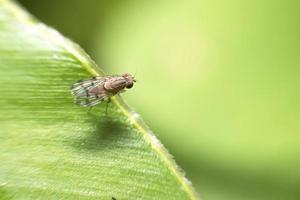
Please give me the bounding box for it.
[70,77,110,107]
[71,77,104,95]
[74,93,109,107]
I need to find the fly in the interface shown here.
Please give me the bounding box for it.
[70,73,136,108]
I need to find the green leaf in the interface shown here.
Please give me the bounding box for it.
[0,0,198,199]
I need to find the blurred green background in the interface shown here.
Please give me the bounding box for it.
[18,0,300,199]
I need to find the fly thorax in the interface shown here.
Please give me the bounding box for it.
[104,78,127,93]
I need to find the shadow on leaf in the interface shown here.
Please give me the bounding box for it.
[68,109,129,152]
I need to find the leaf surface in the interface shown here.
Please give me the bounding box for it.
[0,0,198,199]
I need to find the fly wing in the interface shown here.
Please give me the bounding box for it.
[70,77,110,107]
[71,78,104,97]
[74,93,108,107]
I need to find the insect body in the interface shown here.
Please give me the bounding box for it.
[70,73,136,107]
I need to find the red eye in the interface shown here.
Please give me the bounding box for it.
[126,82,133,88]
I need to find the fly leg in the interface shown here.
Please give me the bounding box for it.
[105,98,111,116]
[88,106,93,112]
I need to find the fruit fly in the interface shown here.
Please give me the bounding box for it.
[70,73,136,108]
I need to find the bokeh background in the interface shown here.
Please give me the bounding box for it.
[18,0,300,199]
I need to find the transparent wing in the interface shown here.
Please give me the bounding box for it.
[71,77,104,96]
[74,93,108,107]
[70,77,110,107]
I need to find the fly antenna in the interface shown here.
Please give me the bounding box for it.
[133,67,139,82]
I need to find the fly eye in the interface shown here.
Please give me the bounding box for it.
[126,82,133,88]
